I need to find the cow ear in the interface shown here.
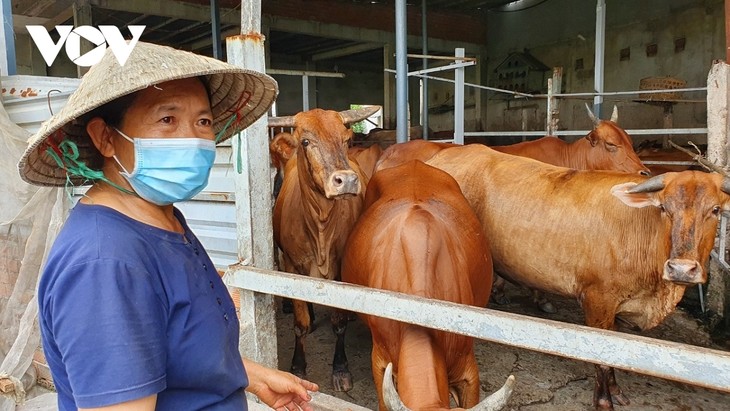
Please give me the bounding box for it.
[611,182,660,208]
[585,131,598,147]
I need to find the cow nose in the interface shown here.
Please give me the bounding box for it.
[325,170,360,198]
[663,259,705,284]
[640,169,652,176]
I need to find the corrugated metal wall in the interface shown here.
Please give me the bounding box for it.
[2,75,241,271]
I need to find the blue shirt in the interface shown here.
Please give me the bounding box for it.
[38,202,248,410]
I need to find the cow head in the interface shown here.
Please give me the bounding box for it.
[584,104,651,176]
[611,171,730,284]
[382,363,515,411]
[269,106,379,199]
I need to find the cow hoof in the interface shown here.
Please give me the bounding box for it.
[492,294,511,305]
[611,392,630,406]
[290,365,307,379]
[594,397,615,410]
[282,298,293,314]
[538,301,558,314]
[332,370,353,392]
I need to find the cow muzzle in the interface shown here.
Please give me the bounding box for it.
[663,259,705,284]
[324,170,360,198]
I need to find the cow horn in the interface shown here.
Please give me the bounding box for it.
[267,115,296,128]
[627,174,666,194]
[585,103,600,127]
[339,106,381,125]
[721,178,730,195]
[466,375,516,411]
[610,105,619,123]
[383,363,410,411]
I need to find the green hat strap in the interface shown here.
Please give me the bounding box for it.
[45,138,136,200]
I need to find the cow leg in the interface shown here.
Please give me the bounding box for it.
[331,308,353,391]
[290,299,311,378]
[583,293,627,410]
[607,366,630,406]
[450,353,481,408]
[491,274,511,305]
[371,344,389,411]
[532,289,557,314]
[593,365,615,410]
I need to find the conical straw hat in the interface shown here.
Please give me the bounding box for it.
[18,41,278,187]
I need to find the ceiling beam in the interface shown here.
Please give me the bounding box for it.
[43,6,74,29]
[264,15,481,53]
[311,42,383,61]
[89,0,239,25]
[189,26,240,51]
[14,0,55,17]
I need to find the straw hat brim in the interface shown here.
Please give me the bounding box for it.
[17,41,278,187]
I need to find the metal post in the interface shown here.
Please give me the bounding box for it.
[726,0,730,63]
[302,74,309,111]
[395,0,408,144]
[421,0,428,139]
[211,0,222,59]
[547,67,563,136]
[546,78,554,136]
[707,61,730,323]
[73,0,92,78]
[454,48,465,145]
[593,0,606,118]
[0,0,15,76]
[225,0,277,368]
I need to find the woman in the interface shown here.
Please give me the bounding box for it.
[18,42,318,410]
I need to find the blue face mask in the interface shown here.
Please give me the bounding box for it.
[113,128,216,205]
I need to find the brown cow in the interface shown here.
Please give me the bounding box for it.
[492,104,650,176]
[348,144,383,181]
[421,142,730,409]
[271,106,379,391]
[342,160,514,410]
[376,105,651,313]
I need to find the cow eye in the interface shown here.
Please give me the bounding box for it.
[658,204,666,213]
[605,142,618,152]
[301,139,310,147]
[712,205,721,216]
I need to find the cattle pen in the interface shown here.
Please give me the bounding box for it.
[224,29,730,411]
[1,1,730,410]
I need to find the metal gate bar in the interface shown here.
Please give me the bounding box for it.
[226,266,730,394]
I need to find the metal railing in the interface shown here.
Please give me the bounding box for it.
[225,266,730,396]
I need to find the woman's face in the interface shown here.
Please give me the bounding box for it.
[113,77,214,168]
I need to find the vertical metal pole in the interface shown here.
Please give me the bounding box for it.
[395,0,408,144]
[546,78,554,136]
[302,74,309,111]
[421,0,429,139]
[211,0,222,59]
[726,0,730,63]
[73,0,92,78]
[383,44,394,129]
[547,67,563,136]
[454,48,465,145]
[0,0,15,76]
[593,0,606,118]
[225,0,277,369]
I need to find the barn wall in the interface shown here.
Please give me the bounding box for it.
[481,0,724,144]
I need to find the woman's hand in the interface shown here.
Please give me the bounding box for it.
[244,359,319,411]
